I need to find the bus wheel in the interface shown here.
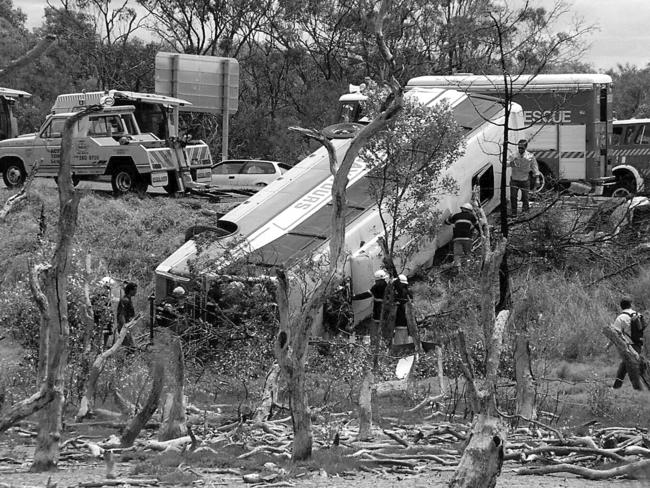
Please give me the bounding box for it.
[111,166,138,194]
[322,123,364,139]
[612,186,632,198]
[3,162,26,188]
[530,172,546,193]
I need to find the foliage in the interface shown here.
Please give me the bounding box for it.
[608,63,650,119]
[361,83,463,263]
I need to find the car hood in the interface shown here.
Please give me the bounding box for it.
[0,134,36,146]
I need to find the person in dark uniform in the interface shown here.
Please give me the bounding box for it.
[352,269,389,324]
[116,281,137,349]
[445,203,479,269]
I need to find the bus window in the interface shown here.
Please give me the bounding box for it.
[611,126,623,146]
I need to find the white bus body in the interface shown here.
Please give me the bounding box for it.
[155,87,523,325]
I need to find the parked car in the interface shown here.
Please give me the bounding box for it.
[211,159,291,190]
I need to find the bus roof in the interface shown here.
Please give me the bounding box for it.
[407,74,612,92]
[0,87,31,99]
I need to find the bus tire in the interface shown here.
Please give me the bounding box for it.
[322,123,364,139]
[111,165,140,194]
[184,225,230,242]
[2,159,26,188]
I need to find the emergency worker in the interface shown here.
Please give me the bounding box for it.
[352,269,389,324]
[445,203,478,269]
[508,139,541,216]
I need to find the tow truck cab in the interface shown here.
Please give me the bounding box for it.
[51,90,213,189]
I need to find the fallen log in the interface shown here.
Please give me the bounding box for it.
[515,459,650,480]
[505,445,626,462]
[78,479,159,487]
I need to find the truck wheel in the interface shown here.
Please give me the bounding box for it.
[3,162,26,188]
[111,166,138,194]
[163,173,180,194]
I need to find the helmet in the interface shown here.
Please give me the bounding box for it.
[398,274,408,284]
[374,270,388,280]
[172,286,186,297]
[460,203,473,211]
[99,276,115,287]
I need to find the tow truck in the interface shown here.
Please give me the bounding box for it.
[0,90,212,192]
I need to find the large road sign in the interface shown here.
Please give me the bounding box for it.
[155,52,239,114]
[155,52,239,160]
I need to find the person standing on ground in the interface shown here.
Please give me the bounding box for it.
[445,203,478,269]
[116,281,137,349]
[393,274,414,345]
[352,270,389,323]
[610,298,645,389]
[508,139,541,217]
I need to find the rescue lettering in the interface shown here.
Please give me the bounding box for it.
[524,110,572,125]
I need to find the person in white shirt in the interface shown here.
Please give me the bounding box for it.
[507,139,541,216]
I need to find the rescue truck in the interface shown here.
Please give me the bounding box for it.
[342,74,614,193]
[155,85,524,326]
[608,119,650,196]
[0,90,212,192]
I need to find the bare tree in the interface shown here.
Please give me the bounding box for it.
[273,0,404,461]
[449,198,509,488]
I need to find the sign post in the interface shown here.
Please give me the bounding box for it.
[155,52,239,161]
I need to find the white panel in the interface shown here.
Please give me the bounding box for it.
[559,125,586,179]
[528,124,557,150]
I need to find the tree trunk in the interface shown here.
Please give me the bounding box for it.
[357,370,374,441]
[158,337,187,441]
[31,270,70,472]
[449,414,506,488]
[120,354,165,447]
[254,362,280,422]
[288,362,312,461]
[514,328,536,419]
[0,389,54,433]
[603,324,650,390]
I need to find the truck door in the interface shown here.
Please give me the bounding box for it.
[559,125,586,180]
[38,118,66,177]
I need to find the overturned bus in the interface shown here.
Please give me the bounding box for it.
[155,85,523,327]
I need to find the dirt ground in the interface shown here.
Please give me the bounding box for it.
[0,461,645,488]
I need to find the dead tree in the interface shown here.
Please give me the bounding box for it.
[273,0,403,460]
[158,335,187,441]
[120,354,165,447]
[18,105,101,471]
[449,199,509,488]
[76,314,142,421]
[0,35,57,76]
[603,324,650,390]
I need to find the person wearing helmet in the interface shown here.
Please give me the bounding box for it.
[352,269,389,324]
[445,203,478,269]
[508,139,541,216]
[393,274,414,345]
